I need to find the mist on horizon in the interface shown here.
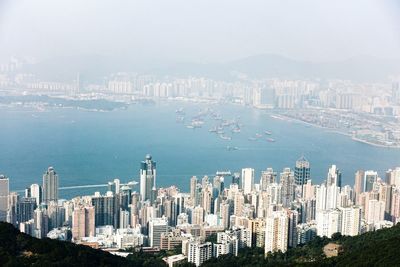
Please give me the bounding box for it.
[0,0,399,64]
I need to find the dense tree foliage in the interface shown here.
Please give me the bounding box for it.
[202,224,400,267]
[0,222,165,267]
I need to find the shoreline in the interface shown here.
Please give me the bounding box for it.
[269,112,400,149]
[3,94,400,149]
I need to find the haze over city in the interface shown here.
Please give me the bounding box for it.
[1,0,400,62]
[0,1,400,266]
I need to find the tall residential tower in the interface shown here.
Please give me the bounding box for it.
[294,156,310,186]
[42,167,59,204]
[140,154,156,202]
[0,175,9,222]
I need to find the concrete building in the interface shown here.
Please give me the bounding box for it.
[241,168,254,194]
[187,241,212,267]
[316,209,341,238]
[0,175,9,222]
[149,217,169,248]
[42,167,59,204]
[72,206,95,241]
[264,210,289,254]
[140,154,156,202]
[340,206,361,236]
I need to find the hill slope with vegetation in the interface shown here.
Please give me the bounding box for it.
[1,222,400,266]
[202,223,400,267]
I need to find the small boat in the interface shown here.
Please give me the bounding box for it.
[248,137,257,141]
[209,127,218,133]
[255,133,262,138]
[232,128,241,133]
[175,108,185,115]
[176,116,185,123]
[267,138,275,142]
[220,134,232,140]
[264,131,272,135]
[226,146,239,151]
[191,119,204,128]
[186,125,195,129]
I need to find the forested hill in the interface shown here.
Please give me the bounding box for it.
[202,223,400,267]
[0,222,131,266]
[1,222,400,267]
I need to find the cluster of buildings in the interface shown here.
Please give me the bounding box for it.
[2,62,400,147]
[1,65,400,115]
[1,154,400,266]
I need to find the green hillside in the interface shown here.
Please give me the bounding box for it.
[202,223,400,267]
[1,222,400,266]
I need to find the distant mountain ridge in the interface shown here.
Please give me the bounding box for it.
[23,54,400,83]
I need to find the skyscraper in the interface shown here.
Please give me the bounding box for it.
[108,178,120,195]
[260,168,276,191]
[190,176,198,204]
[354,170,364,204]
[188,241,213,267]
[17,197,37,224]
[231,172,240,186]
[364,170,378,193]
[30,184,42,206]
[34,206,49,239]
[294,156,310,186]
[327,165,342,188]
[0,175,9,222]
[140,154,156,202]
[280,168,295,208]
[72,205,95,241]
[366,199,385,224]
[315,209,341,238]
[42,167,59,204]
[340,206,361,236]
[91,191,116,227]
[264,210,289,254]
[148,217,168,248]
[241,168,254,194]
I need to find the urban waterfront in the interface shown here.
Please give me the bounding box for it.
[1,101,399,199]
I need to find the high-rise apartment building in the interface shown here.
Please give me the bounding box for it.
[140,154,156,202]
[294,156,310,187]
[149,217,169,248]
[264,210,289,254]
[364,171,378,193]
[354,170,364,204]
[42,167,58,204]
[0,175,9,222]
[91,191,116,227]
[280,168,295,208]
[241,168,254,194]
[316,209,341,238]
[366,199,385,224]
[188,240,212,267]
[72,205,95,240]
[340,206,361,236]
[327,165,342,188]
[260,168,276,190]
[17,197,37,224]
[30,184,42,206]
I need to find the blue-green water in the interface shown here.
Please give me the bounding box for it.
[1,101,399,199]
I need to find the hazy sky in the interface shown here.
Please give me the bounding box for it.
[0,0,399,63]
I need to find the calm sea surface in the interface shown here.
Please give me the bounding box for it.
[1,101,399,199]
